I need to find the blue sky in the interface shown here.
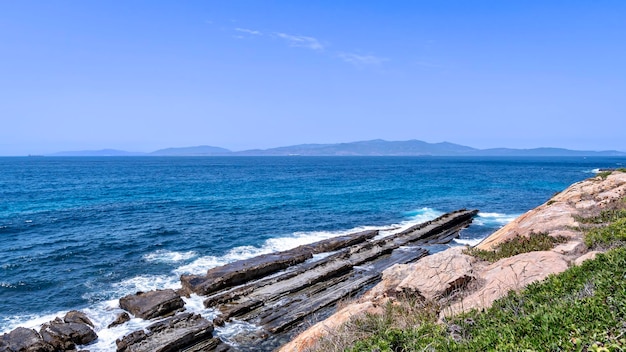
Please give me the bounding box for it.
[1,1,625,155]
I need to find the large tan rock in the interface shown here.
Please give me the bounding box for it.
[551,240,586,257]
[477,173,626,250]
[394,247,478,300]
[574,251,601,266]
[476,203,578,250]
[445,251,569,316]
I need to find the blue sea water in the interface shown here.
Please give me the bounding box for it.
[0,156,624,349]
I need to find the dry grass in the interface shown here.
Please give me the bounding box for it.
[307,294,442,352]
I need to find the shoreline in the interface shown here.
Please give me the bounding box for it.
[2,164,624,351]
[1,210,479,351]
[281,170,626,351]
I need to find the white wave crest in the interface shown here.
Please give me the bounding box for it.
[474,212,519,227]
[81,301,154,352]
[143,250,198,263]
[173,224,386,276]
[1,311,65,335]
[454,237,485,247]
[111,274,181,294]
[404,207,445,224]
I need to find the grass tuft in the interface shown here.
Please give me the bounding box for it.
[464,232,567,263]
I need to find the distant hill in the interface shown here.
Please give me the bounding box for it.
[150,145,231,156]
[47,140,626,157]
[235,139,478,156]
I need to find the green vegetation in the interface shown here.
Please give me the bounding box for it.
[312,190,626,352]
[340,248,626,352]
[577,204,626,248]
[577,209,626,225]
[594,168,625,180]
[464,232,567,262]
[585,217,626,247]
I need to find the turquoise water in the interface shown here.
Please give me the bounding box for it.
[0,156,623,348]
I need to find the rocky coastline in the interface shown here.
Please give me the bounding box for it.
[280,171,626,351]
[1,210,477,351]
[4,171,624,352]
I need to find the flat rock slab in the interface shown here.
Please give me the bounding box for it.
[198,210,477,350]
[120,289,185,320]
[40,317,98,350]
[116,313,217,352]
[181,230,379,296]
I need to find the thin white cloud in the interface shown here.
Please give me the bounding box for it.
[275,33,324,51]
[235,28,262,36]
[414,60,443,69]
[338,53,388,66]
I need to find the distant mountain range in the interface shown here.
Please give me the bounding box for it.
[48,139,626,157]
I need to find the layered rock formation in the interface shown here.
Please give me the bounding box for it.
[281,172,626,352]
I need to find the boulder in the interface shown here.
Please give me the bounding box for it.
[63,310,94,328]
[446,251,569,316]
[116,313,217,352]
[574,251,601,266]
[551,240,586,257]
[394,247,478,300]
[119,289,185,320]
[1,327,53,352]
[39,317,98,351]
[108,312,131,328]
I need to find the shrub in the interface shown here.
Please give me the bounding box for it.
[584,217,626,247]
[464,232,567,262]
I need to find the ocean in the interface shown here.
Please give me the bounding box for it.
[1,156,623,350]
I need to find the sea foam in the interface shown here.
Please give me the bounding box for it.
[1,207,447,348]
[474,212,519,226]
[142,249,198,263]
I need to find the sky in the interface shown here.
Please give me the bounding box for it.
[1,1,625,155]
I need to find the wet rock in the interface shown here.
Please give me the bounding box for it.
[108,312,131,328]
[116,313,217,352]
[64,311,94,328]
[181,338,231,352]
[198,210,475,347]
[181,230,379,296]
[1,327,53,352]
[39,317,98,351]
[119,289,185,320]
[212,317,225,327]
